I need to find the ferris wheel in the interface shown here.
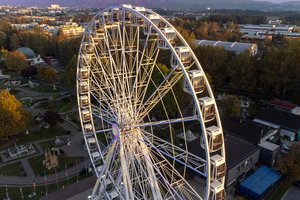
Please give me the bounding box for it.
[76,4,226,200]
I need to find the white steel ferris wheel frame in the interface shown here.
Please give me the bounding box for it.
[76,4,226,200]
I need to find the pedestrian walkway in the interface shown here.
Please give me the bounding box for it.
[21,159,34,177]
[0,159,90,186]
[40,175,96,200]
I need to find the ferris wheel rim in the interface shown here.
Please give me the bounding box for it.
[76,4,225,200]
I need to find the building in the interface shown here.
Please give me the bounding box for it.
[61,22,84,38]
[223,117,280,167]
[269,99,300,115]
[258,141,280,167]
[11,23,39,30]
[222,117,278,144]
[225,134,260,188]
[196,40,258,56]
[254,108,300,141]
[282,187,300,200]
[239,24,300,39]
[16,47,45,66]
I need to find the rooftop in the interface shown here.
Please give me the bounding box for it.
[16,47,35,59]
[282,187,300,200]
[225,134,259,169]
[269,99,298,111]
[255,108,300,131]
[222,117,275,144]
[196,40,257,54]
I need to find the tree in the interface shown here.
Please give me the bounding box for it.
[43,111,64,127]
[37,66,57,83]
[10,33,20,51]
[0,31,5,48]
[0,90,32,141]
[5,51,28,71]
[218,95,241,117]
[276,146,300,183]
[65,55,77,88]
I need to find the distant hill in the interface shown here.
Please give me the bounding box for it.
[0,0,300,11]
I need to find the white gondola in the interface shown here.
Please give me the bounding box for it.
[198,97,216,122]
[143,14,160,35]
[121,5,133,23]
[102,11,109,24]
[96,165,103,176]
[87,137,97,149]
[79,68,89,80]
[108,190,119,199]
[211,154,226,181]
[81,42,93,55]
[81,110,91,122]
[110,8,120,23]
[202,126,223,152]
[171,46,192,69]
[80,95,89,108]
[84,123,93,133]
[93,27,105,42]
[158,27,176,49]
[79,81,88,94]
[210,181,225,200]
[184,70,205,94]
[91,151,100,160]
[132,7,146,26]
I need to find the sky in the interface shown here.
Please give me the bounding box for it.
[0,0,299,7]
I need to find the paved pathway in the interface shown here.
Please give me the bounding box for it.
[21,159,34,177]
[40,175,96,200]
[0,159,90,186]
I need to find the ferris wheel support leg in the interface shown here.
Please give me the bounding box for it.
[139,133,163,200]
[88,178,102,200]
[120,136,135,199]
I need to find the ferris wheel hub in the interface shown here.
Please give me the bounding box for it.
[112,123,120,139]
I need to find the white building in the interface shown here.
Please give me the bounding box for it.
[196,40,258,56]
[16,47,45,66]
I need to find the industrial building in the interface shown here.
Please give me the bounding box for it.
[224,134,260,188]
[223,117,280,167]
[239,23,300,39]
[254,108,300,141]
[196,40,258,56]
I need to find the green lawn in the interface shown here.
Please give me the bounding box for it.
[0,173,92,199]
[28,154,84,176]
[30,85,61,93]
[51,99,75,113]
[38,140,55,150]
[59,99,75,113]
[17,126,66,145]
[0,162,26,176]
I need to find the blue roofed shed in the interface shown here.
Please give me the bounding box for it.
[239,165,281,199]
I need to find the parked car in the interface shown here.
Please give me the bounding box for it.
[293,180,300,188]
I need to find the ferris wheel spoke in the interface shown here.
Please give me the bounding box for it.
[149,148,203,200]
[129,115,200,129]
[126,131,202,199]
[119,135,135,199]
[138,129,207,176]
[91,104,116,125]
[136,67,184,121]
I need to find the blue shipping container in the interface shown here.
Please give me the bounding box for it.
[239,165,281,199]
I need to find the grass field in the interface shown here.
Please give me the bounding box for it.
[28,154,84,176]
[17,126,66,145]
[0,162,26,176]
